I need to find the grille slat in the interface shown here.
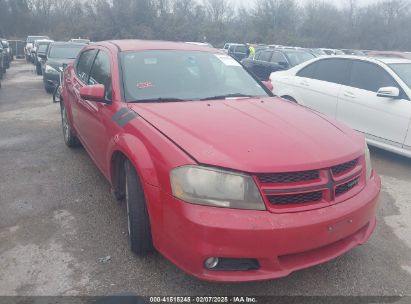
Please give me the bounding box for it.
[268,191,323,205]
[331,159,358,175]
[335,177,360,197]
[257,170,319,184]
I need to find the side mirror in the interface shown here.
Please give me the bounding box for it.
[278,61,288,67]
[262,80,273,91]
[377,87,400,99]
[80,84,108,103]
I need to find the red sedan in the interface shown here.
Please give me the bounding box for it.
[60,40,381,282]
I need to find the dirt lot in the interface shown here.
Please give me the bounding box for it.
[0,60,410,296]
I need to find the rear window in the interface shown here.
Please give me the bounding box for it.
[27,36,48,43]
[284,51,315,66]
[38,44,49,53]
[48,45,84,59]
[235,45,248,53]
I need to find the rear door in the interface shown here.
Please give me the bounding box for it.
[293,58,351,118]
[337,60,411,146]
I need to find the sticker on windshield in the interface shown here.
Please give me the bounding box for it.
[137,81,154,89]
[215,54,241,67]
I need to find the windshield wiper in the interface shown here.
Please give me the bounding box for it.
[200,93,253,101]
[128,98,190,103]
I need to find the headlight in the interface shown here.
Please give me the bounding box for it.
[364,141,372,179]
[45,65,59,74]
[170,165,265,210]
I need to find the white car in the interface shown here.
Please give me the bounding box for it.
[270,55,411,158]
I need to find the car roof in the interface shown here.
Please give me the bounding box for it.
[316,55,411,65]
[104,39,221,52]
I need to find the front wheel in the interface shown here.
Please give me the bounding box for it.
[60,102,80,148]
[125,160,154,255]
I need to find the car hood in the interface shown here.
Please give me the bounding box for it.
[46,58,75,69]
[129,98,363,173]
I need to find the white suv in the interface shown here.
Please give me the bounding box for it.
[270,55,411,158]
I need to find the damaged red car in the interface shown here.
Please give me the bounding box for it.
[60,40,381,282]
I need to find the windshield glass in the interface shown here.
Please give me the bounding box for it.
[389,63,411,88]
[120,51,268,102]
[48,45,83,59]
[285,51,315,66]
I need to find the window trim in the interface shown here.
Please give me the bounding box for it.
[271,51,288,65]
[349,59,409,100]
[75,48,98,85]
[88,49,113,101]
[297,58,352,86]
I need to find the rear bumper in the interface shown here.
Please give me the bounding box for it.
[149,172,381,282]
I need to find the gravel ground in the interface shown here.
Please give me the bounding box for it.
[0,60,410,297]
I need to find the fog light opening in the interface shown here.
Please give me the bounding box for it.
[204,257,219,269]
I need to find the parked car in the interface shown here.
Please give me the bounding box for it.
[41,42,85,93]
[0,42,4,79]
[60,40,380,282]
[69,38,91,44]
[0,39,11,69]
[25,35,49,62]
[222,42,237,53]
[270,55,411,158]
[367,51,411,60]
[320,48,345,55]
[227,43,249,61]
[241,48,315,80]
[34,40,54,75]
[341,49,365,56]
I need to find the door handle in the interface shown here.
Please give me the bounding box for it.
[300,81,310,87]
[343,91,355,98]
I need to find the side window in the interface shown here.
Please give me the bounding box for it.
[297,62,318,78]
[270,52,286,64]
[76,49,98,84]
[89,51,112,100]
[350,61,397,92]
[258,51,272,62]
[313,59,350,85]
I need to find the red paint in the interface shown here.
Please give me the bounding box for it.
[61,40,381,282]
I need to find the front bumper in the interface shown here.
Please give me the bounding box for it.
[149,172,381,282]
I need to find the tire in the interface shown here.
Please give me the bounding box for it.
[60,102,80,148]
[45,86,54,94]
[125,160,154,255]
[36,63,42,75]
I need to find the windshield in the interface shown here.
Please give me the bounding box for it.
[285,51,315,66]
[389,63,411,88]
[48,45,83,59]
[120,50,268,102]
